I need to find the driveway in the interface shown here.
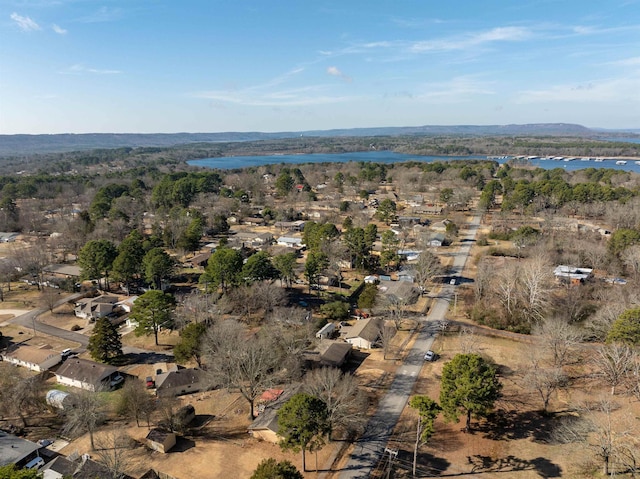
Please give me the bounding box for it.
[337,213,482,478]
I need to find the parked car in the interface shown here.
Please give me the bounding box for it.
[146,376,156,389]
[424,350,436,362]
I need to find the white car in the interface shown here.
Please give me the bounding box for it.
[424,350,436,361]
[449,278,457,285]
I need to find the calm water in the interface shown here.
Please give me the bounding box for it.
[188,150,640,174]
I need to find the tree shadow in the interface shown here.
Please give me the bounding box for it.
[459,454,562,478]
[395,449,450,476]
[121,351,175,365]
[344,350,370,373]
[477,409,565,443]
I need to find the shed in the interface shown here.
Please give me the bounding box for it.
[45,390,76,410]
[315,322,336,340]
[146,429,176,453]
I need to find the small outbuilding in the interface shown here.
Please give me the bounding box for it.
[146,429,176,454]
[315,322,336,340]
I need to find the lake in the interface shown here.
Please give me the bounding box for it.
[188,151,640,174]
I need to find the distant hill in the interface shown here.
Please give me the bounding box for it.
[0,123,612,157]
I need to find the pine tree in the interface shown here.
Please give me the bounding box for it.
[88,317,123,363]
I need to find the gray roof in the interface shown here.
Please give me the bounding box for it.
[0,431,40,466]
[345,317,381,342]
[43,264,82,277]
[55,358,119,386]
[155,368,206,391]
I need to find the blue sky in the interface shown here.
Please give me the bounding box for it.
[1,0,639,134]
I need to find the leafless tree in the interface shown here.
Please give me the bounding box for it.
[518,254,553,324]
[0,370,46,427]
[593,343,634,395]
[412,250,442,296]
[39,286,61,312]
[63,389,107,450]
[303,368,367,439]
[494,262,520,318]
[174,290,221,329]
[553,398,634,476]
[458,326,481,354]
[202,320,287,418]
[379,320,397,360]
[93,428,135,479]
[522,356,567,413]
[155,395,185,433]
[473,259,492,302]
[621,245,640,282]
[535,317,583,369]
[382,295,413,330]
[303,367,367,440]
[116,379,156,427]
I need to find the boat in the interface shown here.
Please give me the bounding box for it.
[594,158,604,162]
[635,161,640,166]
[580,157,591,161]
[616,160,627,165]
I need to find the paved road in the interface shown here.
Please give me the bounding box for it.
[7,294,173,362]
[338,213,482,479]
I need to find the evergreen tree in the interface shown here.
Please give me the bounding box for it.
[77,239,117,290]
[607,307,640,346]
[439,353,502,431]
[250,459,303,479]
[201,247,243,292]
[278,393,330,472]
[130,290,176,345]
[142,247,174,290]
[173,322,206,367]
[88,317,123,363]
[241,251,278,284]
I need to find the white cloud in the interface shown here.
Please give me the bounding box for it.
[10,12,41,32]
[78,6,121,23]
[52,24,67,35]
[608,56,640,66]
[327,66,352,82]
[413,76,495,103]
[516,74,640,104]
[60,64,122,75]
[411,26,531,52]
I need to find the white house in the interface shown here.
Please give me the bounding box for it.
[1,343,62,372]
[344,317,381,349]
[276,236,303,248]
[55,358,123,392]
[74,294,119,320]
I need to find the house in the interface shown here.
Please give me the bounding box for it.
[42,455,135,479]
[0,431,40,468]
[553,265,593,284]
[55,358,124,391]
[427,233,446,247]
[274,220,305,232]
[344,317,381,349]
[74,294,119,320]
[315,322,336,340]
[116,295,138,313]
[276,236,303,248]
[155,368,206,397]
[303,340,352,368]
[146,429,176,453]
[248,389,296,444]
[1,343,62,372]
[42,264,81,279]
[184,252,211,269]
[241,216,266,226]
[379,280,420,305]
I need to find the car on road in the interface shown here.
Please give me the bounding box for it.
[424,350,436,361]
[449,278,457,285]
